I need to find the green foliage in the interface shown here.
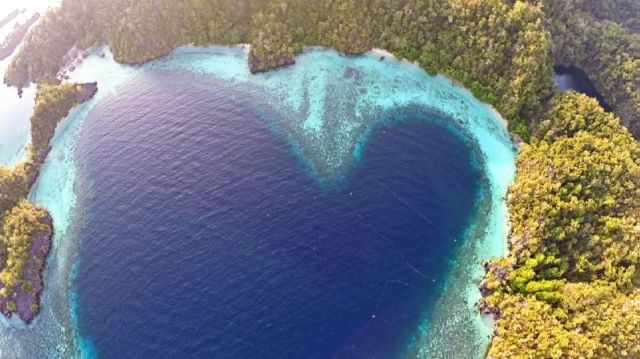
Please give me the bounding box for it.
[0,166,28,221]
[5,0,555,127]
[0,83,86,222]
[28,303,38,314]
[248,1,301,72]
[483,93,640,358]
[0,82,91,314]
[28,83,88,171]
[507,116,530,141]
[0,201,50,299]
[537,92,622,141]
[509,95,640,286]
[487,283,640,358]
[552,0,640,34]
[489,294,599,358]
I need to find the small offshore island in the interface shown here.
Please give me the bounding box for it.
[0,0,639,358]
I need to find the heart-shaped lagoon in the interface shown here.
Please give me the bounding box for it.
[14,48,515,359]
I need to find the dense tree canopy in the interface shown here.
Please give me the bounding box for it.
[5,1,635,137]
[541,0,640,137]
[482,93,640,358]
[0,201,50,298]
[4,0,556,139]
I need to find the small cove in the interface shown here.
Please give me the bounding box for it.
[554,65,612,111]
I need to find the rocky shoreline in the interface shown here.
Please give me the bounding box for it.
[248,48,296,74]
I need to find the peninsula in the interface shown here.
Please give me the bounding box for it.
[0,82,97,323]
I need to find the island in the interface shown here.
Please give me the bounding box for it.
[0,82,97,323]
[0,13,40,61]
[0,0,638,357]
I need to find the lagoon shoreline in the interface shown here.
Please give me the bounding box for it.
[0,45,516,358]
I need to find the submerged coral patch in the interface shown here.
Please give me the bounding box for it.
[151,47,514,185]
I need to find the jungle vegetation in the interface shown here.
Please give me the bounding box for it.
[0,83,95,316]
[0,201,51,298]
[5,1,638,139]
[481,93,640,358]
[5,0,560,139]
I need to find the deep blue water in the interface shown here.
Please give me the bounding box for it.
[554,66,612,111]
[73,70,482,358]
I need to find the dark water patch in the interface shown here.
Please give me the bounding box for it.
[554,65,612,111]
[73,69,482,358]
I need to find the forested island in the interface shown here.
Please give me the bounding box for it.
[0,13,40,61]
[0,82,97,322]
[0,0,638,357]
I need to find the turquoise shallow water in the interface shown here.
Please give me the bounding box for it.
[0,46,515,358]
